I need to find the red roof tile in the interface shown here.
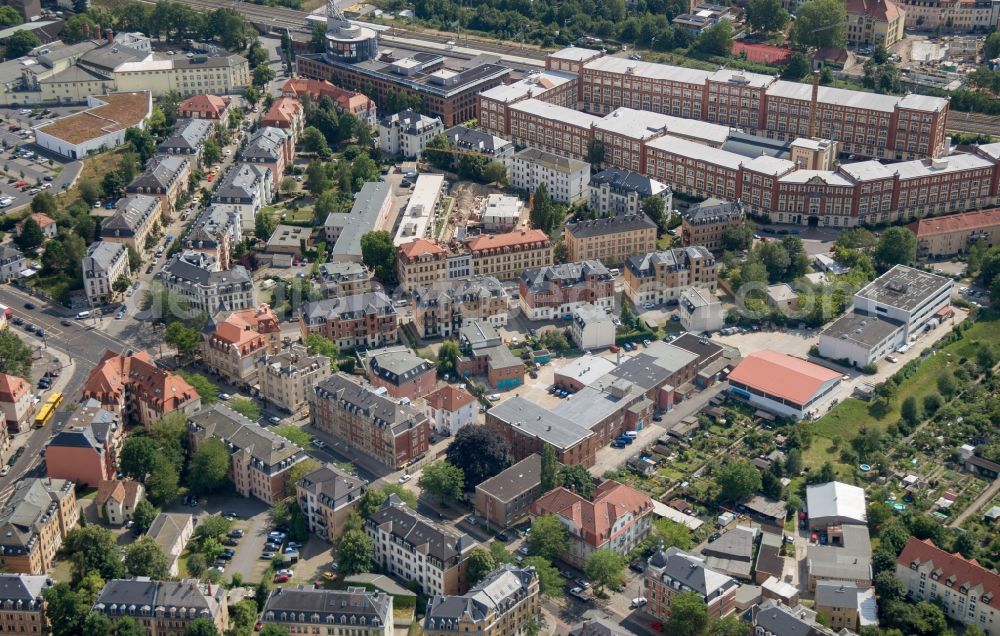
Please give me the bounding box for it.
[398,238,445,262]
[531,480,653,548]
[467,228,550,253]
[0,372,29,402]
[179,94,232,119]
[898,537,1000,601]
[424,385,476,412]
[908,208,1000,238]
[728,350,841,406]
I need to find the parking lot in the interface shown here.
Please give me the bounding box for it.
[0,105,82,210]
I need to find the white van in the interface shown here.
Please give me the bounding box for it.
[75,311,90,319]
[624,431,638,439]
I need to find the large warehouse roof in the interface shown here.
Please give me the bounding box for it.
[806,481,867,525]
[728,350,840,406]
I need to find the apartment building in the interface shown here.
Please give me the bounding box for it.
[897,537,1000,636]
[366,348,436,401]
[571,303,616,350]
[518,260,615,321]
[413,276,509,339]
[318,262,375,298]
[467,229,553,281]
[201,305,280,389]
[530,480,653,568]
[379,109,444,158]
[508,99,599,163]
[424,385,478,437]
[0,246,26,282]
[0,479,78,575]
[624,247,718,306]
[366,495,475,596]
[100,194,162,256]
[474,454,543,531]
[480,194,523,233]
[847,0,906,47]
[511,148,590,204]
[256,343,333,414]
[900,0,1000,32]
[679,287,726,333]
[397,238,448,293]
[478,68,579,138]
[644,547,738,621]
[179,93,233,120]
[327,182,394,262]
[852,264,953,339]
[0,575,51,635]
[260,96,305,140]
[680,199,745,251]
[161,251,256,314]
[157,118,213,162]
[424,565,540,636]
[442,125,514,165]
[485,397,597,468]
[241,127,291,189]
[311,373,430,471]
[125,155,191,216]
[0,373,34,434]
[588,168,672,217]
[211,163,273,231]
[82,350,201,427]
[908,208,1000,258]
[82,241,131,306]
[182,204,242,270]
[263,587,392,636]
[299,292,399,350]
[147,512,193,578]
[564,214,658,265]
[92,579,229,635]
[188,404,309,504]
[281,77,378,126]
[296,463,368,542]
[45,402,123,487]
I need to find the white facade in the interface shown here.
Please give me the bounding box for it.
[570,303,616,350]
[426,396,478,437]
[211,164,274,231]
[818,313,906,368]
[82,241,131,306]
[34,92,152,160]
[378,110,444,158]
[394,174,444,246]
[679,287,725,333]
[588,170,672,217]
[480,194,523,232]
[852,265,952,339]
[161,251,256,314]
[511,148,590,204]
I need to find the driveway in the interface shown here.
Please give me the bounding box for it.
[165,495,269,581]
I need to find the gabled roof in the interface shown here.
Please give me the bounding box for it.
[531,480,652,549]
[467,228,550,253]
[648,546,738,598]
[424,385,476,413]
[179,94,231,118]
[159,119,213,152]
[96,479,143,509]
[0,373,29,403]
[188,404,306,471]
[398,237,445,262]
[367,495,474,563]
[82,350,199,413]
[899,537,1000,602]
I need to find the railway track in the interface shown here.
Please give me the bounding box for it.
[946,111,1000,137]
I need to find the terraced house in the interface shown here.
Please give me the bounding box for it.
[92,578,229,635]
[296,463,368,542]
[0,478,78,575]
[81,350,201,427]
[467,229,553,281]
[262,587,392,636]
[299,292,399,350]
[311,373,430,471]
[201,305,280,389]
[424,565,540,636]
[624,247,717,306]
[211,163,273,231]
[99,194,162,257]
[161,251,256,314]
[188,405,309,504]
[413,276,509,339]
[0,575,52,635]
[125,155,191,216]
[366,495,475,596]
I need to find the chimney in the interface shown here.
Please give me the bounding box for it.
[808,70,820,139]
[106,28,114,46]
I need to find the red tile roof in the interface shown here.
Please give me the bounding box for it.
[179,94,232,119]
[908,208,1000,238]
[0,372,29,403]
[898,537,1000,601]
[261,97,303,127]
[727,350,841,406]
[846,0,903,21]
[531,480,653,548]
[281,78,374,113]
[96,479,143,508]
[467,228,550,253]
[398,238,445,262]
[82,350,199,414]
[424,385,476,412]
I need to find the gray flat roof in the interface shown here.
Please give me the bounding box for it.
[820,311,904,348]
[488,397,592,450]
[854,264,952,312]
[476,454,542,502]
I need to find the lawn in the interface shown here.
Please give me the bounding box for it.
[805,312,1000,471]
[55,150,125,206]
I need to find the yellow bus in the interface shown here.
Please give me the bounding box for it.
[33,392,63,428]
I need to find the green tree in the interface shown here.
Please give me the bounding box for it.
[523,556,564,597]
[937,370,958,399]
[255,209,277,241]
[558,464,595,499]
[15,218,44,253]
[302,126,331,156]
[641,196,668,235]
[125,536,170,579]
[185,617,220,636]
[715,460,762,504]
[131,499,158,534]
[586,139,606,166]
[695,21,733,56]
[540,443,560,492]
[31,192,56,214]
[976,344,998,373]
[423,134,454,169]
[529,184,559,234]
[261,626,290,636]
[707,617,750,636]
[483,160,508,185]
[445,425,512,487]
[202,138,222,166]
[360,230,396,281]
[875,227,916,268]
[985,29,1000,60]
[114,616,145,636]
[585,549,625,593]
[436,339,461,377]
[228,599,259,636]
[82,612,113,636]
[337,528,374,574]
[667,591,709,636]
[0,6,23,28]
[0,330,33,379]
[467,547,497,585]
[791,0,847,48]
[119,437,159,480]
[418,460,465,503]
[178,371,219,404]
[252,64,275,88]
[44,583,90,636]
[901,395,921,425]
[528,514,570,560]
[63,526,125,583]
[188,439,231,494]
[126,245,142,271]
[229,398,261,421]
[747,0,789,32]
[165,322,201,360]
[651,518,692,550]
[305,333,340,366]
[6,30,41,58]
[723,223,756,251]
